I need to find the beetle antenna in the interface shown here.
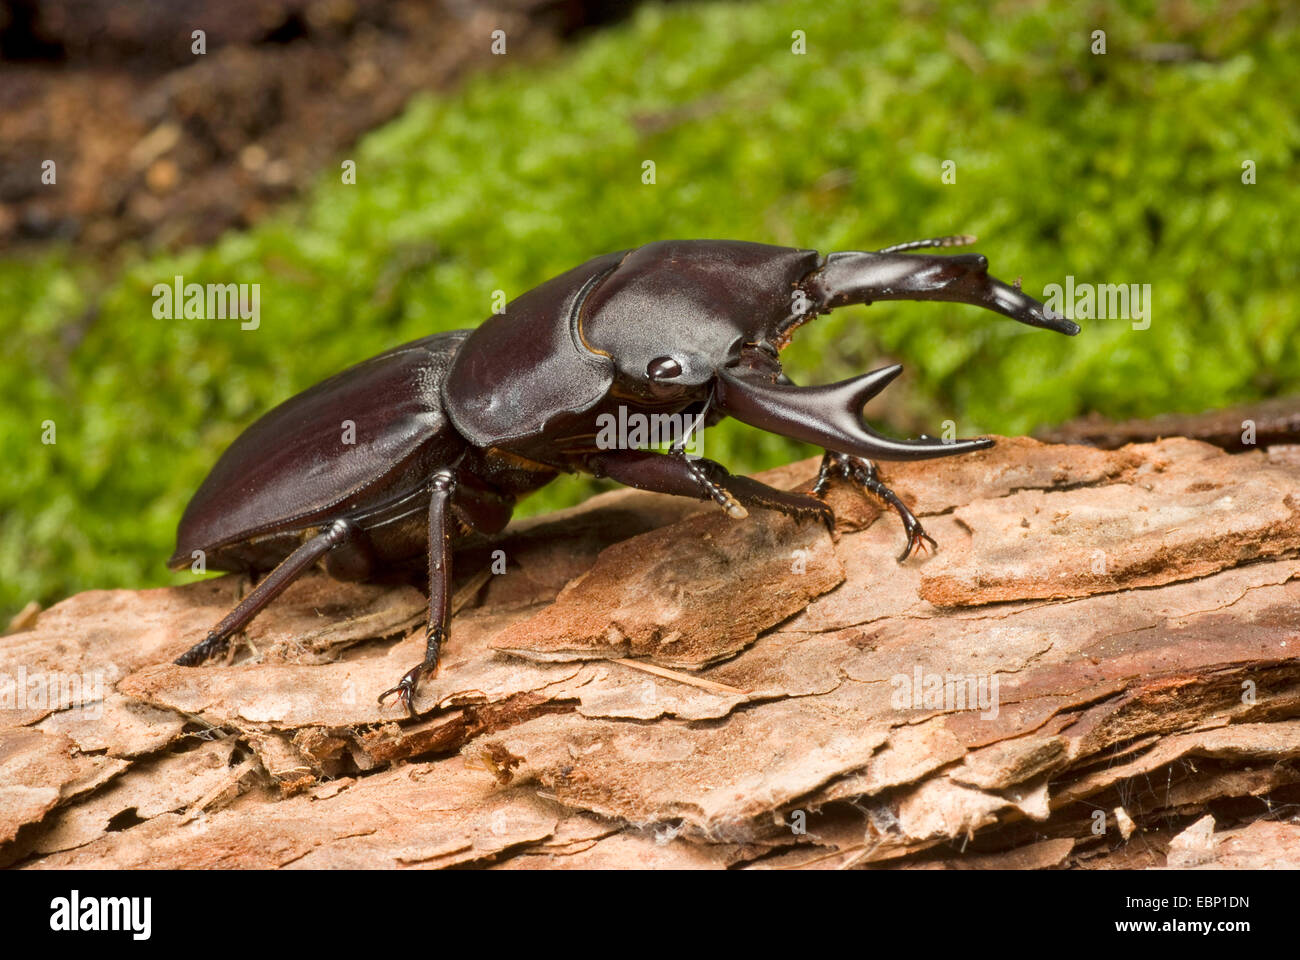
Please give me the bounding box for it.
[672,384,715,455]
[876,235,977,254]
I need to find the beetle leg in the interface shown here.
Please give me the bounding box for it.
[716,468,836,528]
[589,449,833,527]
[684,456,749,519]
[378,470,456,718]
[175,518,359,667]
[813,452,936,562]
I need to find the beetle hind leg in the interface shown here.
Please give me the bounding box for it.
[176,518,360,667]
[813,452,936,562]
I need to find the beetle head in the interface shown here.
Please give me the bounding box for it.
[579,240,821,405]
[581,239,1077,461]
[443,239,1076,459]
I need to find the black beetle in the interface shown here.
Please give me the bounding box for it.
[171,236,1078,714]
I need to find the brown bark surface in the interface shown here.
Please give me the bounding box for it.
[3,435,1299,869]
[1037,394,1300,453]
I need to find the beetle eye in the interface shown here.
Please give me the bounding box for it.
[646,356,683,381]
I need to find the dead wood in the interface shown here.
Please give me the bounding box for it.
[3,434,1299,869]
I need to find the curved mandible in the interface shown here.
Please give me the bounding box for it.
[714,364,993,461]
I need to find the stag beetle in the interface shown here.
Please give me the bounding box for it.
[172,236,1078,715]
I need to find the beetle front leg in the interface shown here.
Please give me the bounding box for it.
[589,449,833,527]
[813,452,935,562]
[378,470,455,718]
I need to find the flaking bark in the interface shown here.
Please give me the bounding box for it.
[3,433,1299,869]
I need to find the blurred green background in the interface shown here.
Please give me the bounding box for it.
[3,0,1298,622]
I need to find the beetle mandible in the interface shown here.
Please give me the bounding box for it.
[171,236,1079,715]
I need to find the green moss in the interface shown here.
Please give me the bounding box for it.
[4,0,1298,619]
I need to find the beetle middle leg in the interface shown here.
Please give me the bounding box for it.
[378,470,456,718]
[812,451,936,562]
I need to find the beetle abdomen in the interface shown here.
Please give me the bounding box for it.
[170,330,469,570]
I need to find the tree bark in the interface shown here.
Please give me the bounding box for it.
[3,432,1299,869]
